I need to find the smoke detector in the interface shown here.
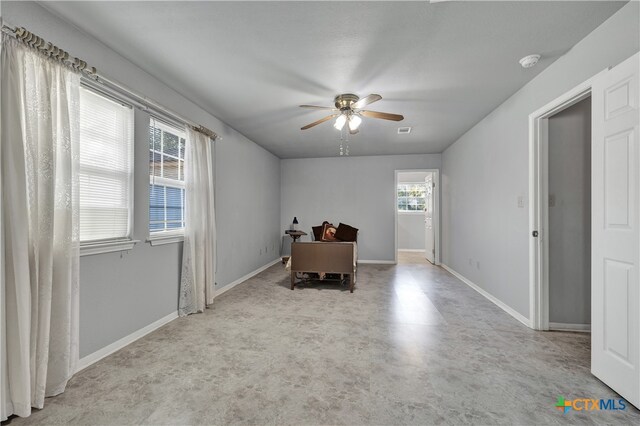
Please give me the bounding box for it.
[519,54,541,69]
[398,126,412,134]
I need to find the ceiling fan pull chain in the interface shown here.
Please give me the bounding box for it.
[344,130,349,157]
[338,126,350,156]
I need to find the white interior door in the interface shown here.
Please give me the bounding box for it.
[424,173,435,263]
[591,52,639,409]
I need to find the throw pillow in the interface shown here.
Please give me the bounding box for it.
[321,223,338,241]
[335,222,358,242]
[312,225,324,241]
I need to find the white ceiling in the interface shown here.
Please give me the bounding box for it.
[42,1,626,158]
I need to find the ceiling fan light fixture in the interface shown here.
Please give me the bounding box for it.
[300,93,402,134]
[334,114,347,130]
[348,115,362,131]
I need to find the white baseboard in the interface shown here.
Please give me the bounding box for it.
[76,310,178,373]
[549,322,591,332]
[441,264,532,328]
[398,249,425,253]
[214,258,280,297]
[358,260,396,265]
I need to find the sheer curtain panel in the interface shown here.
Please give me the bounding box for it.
[179,128,215,316]
[1,37,80,420]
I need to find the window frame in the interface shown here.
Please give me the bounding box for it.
[147,118,187,245]
[397,181,428,214]
[78,85,139,256]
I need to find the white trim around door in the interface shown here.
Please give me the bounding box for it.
[394,169,440,265]
[528,69,607,331]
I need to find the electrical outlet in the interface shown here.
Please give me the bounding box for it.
[517,196,524,208]
[549,194,556,207]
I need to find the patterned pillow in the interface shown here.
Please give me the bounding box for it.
[335,223,358,242]
[321,223,338,241]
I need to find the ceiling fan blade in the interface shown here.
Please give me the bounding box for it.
[360,110,404,121]
[301,113,339,130]
[299,105,336,110]
[353,94,382,109]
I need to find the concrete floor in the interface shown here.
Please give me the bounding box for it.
[6,256,639,425]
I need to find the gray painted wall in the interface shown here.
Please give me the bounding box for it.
[281,155,441,261]
[4,2,281,357]
[78,110,181,357]
[397,172,429,250]
[215,131,281,288]
[398,214,425,251]
[441,2,639,319]
[548,98,591,326]
[398,172,430,183]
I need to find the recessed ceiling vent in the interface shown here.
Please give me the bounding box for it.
[398,126,412,134]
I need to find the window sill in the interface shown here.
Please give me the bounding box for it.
[80,240,139,257]
[147,233,184,246]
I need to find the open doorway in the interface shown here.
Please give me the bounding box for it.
[547,97,592,332]
[529,76,596,332]
[394,169,440,265]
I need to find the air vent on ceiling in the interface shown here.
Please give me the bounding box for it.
[398,127,412,134]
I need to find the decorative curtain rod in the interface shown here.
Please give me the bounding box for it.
[9,26,98,75]
[1,24,219,141]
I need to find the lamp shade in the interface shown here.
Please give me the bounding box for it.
[334,114,347,130]
[349,115,362,131]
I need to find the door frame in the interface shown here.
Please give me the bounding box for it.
[394,169,440,265]
[528,69,607,331]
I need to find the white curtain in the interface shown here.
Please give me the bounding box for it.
[179,128,216,316]
[1,37,80,420]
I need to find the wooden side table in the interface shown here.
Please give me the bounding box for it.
[282,230,308,264]
[285,230,307,242]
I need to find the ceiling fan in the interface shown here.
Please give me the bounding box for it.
[300,93,404,134]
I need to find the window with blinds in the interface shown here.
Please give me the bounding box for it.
[149,118,186,234]
[79,87,134,243]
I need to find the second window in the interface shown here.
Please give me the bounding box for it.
[149,118,186,234]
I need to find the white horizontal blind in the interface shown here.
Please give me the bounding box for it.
[79,87,134,242]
